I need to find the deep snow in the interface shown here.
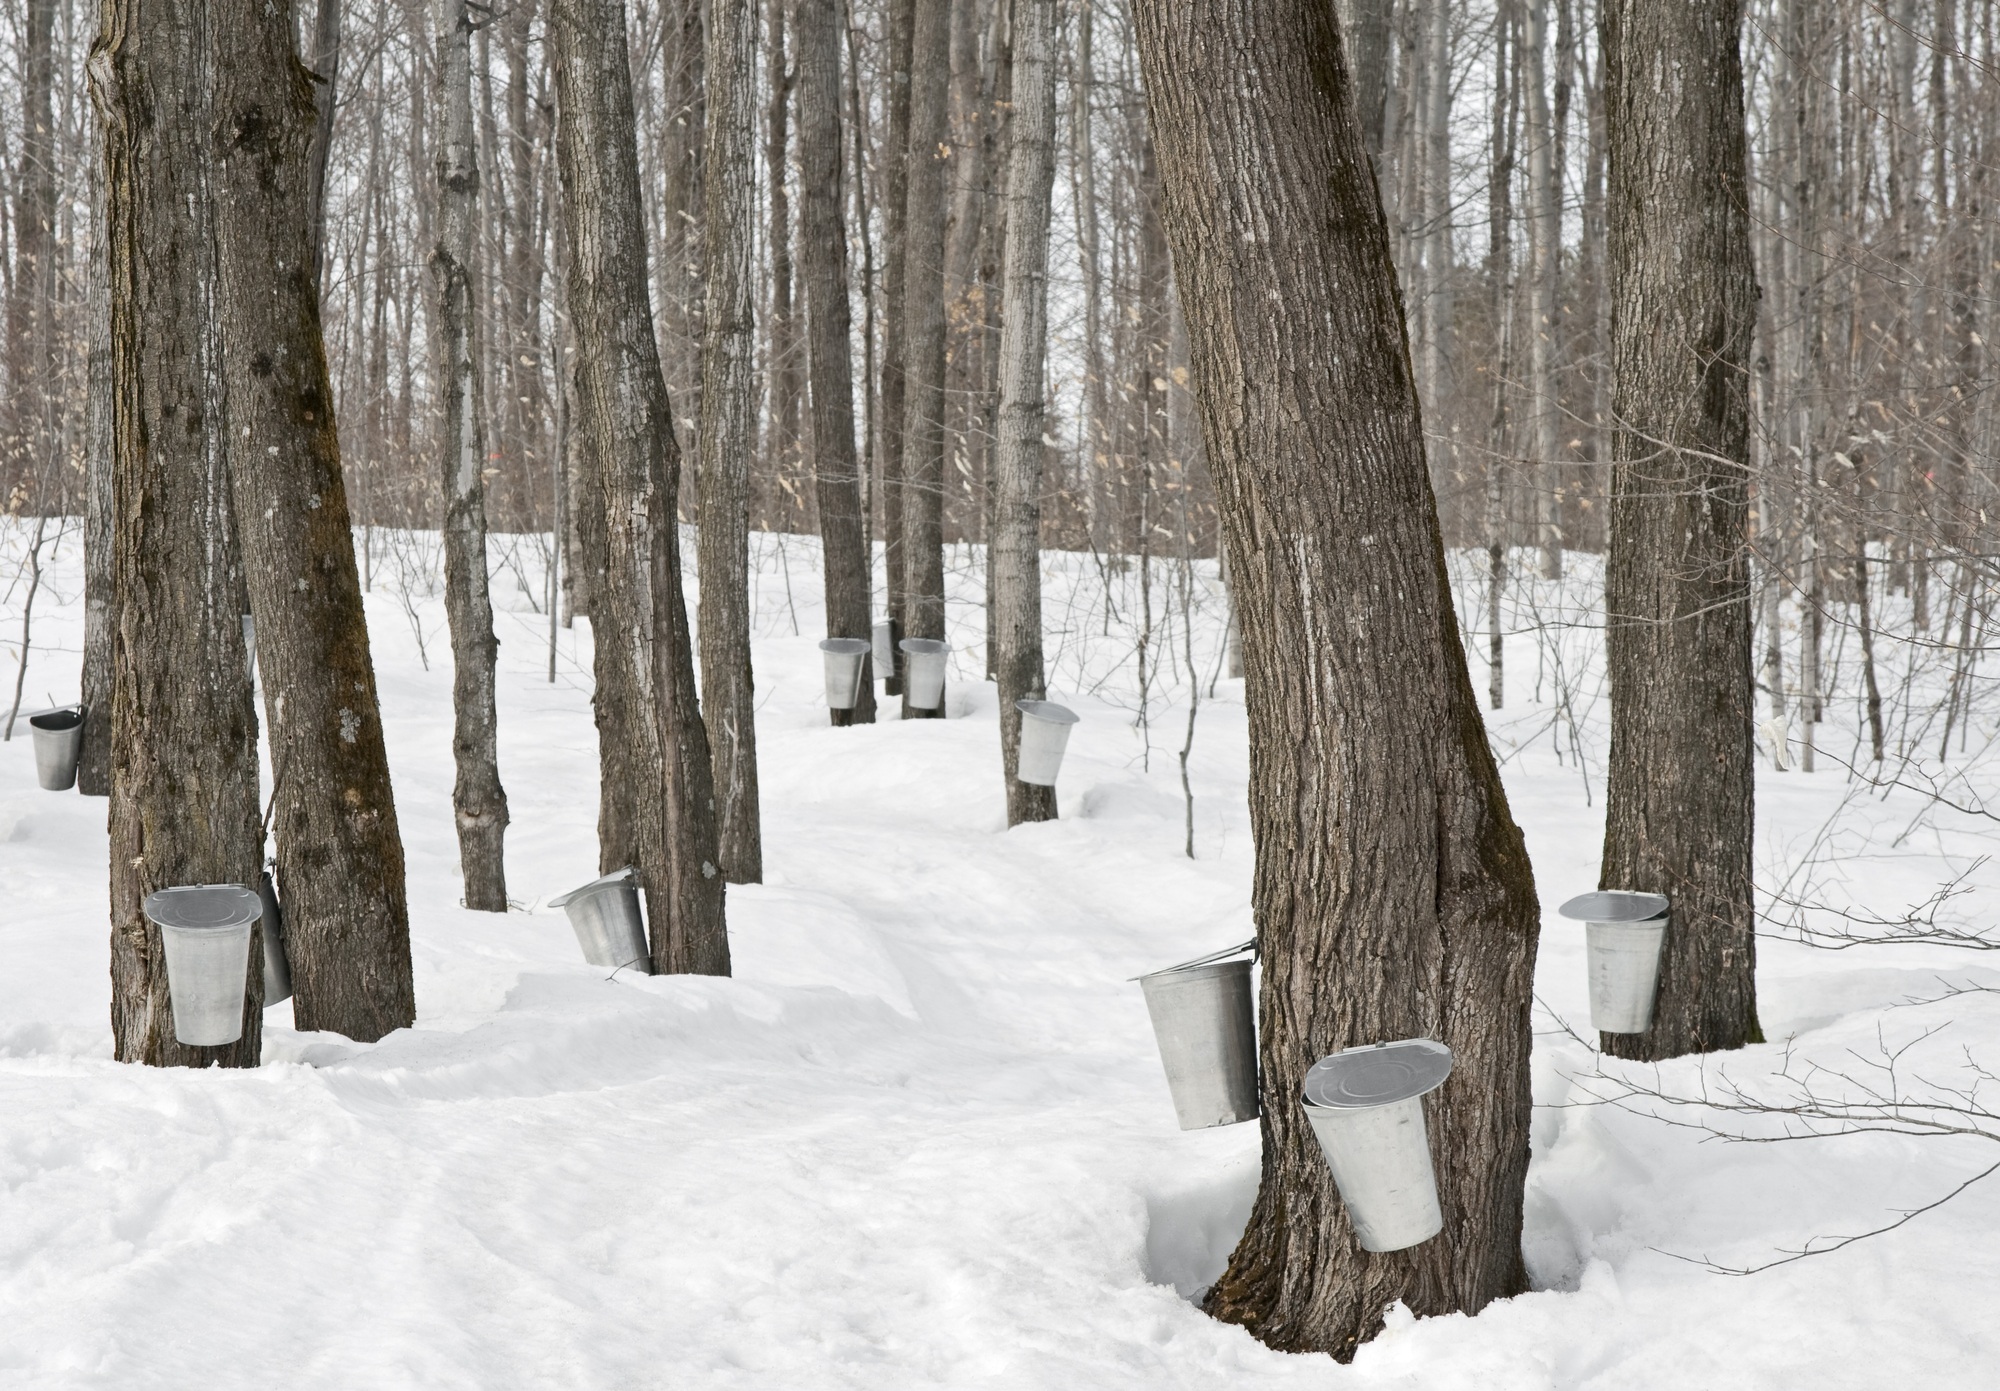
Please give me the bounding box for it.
[3,520,1999,1388]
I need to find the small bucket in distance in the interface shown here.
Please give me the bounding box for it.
[550,868,652,973]
[819,638,871,711]
[28,704,84,791]
[899,638,949,711]
[1558,891,1670,1034]
[1014,700,1079,786]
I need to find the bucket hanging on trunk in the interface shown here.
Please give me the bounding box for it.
[144,884,262,1047]
[1558,890,1670,1034]
[550,867,652,973]
[1300,1038,1453,1252]
[1136,942,1259,1129]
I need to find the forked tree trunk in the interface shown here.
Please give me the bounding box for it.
[697,0,764,882]
[899,0,952,719]
[551,0,729,975]
[991,0,1056,825]
[1599,0,1761,1061]
[433,0,511,911]
[798,0,878,726]
[79,131,113,799]
[213,0,416,1041]
[1131,0,1541,1357]
[94,0,266,1067]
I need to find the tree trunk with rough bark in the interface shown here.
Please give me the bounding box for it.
[305,0,340,279]
[79,129,114,799]
[95,0,267,1067]
[432,0,511,911]
[552,0,730,975]
[900,0,951,718]
[4,0,58,510]
[798,0,877,727]
[1599,0,1761,1061]
[697,0,763,882]
[992,0,1056,826]
[213,0,416,1042]
[1131,0,1541,1357]
[878,0,916,694]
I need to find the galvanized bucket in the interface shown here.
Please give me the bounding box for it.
[1137,943,1259,1129]
[27,704,84,791]
[820,638,871,710]
[1014,700,1079,786]
[899,638,949,710]
[144,883,262,1047]
[256,866,292,1006]
[549,867,652,973]
[872,620,895,674]
[1558,890,1669,1034]
[1301,1038,1454,1252]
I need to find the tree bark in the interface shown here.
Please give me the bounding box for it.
[79,124,114,799]
[94,0,266,1068]
[900,0,952,718]
[879,0,916,693]
[992,0,1057,825]
[552,0,730,975]
[5,0,59,509]
[1599,0,1761,1060]
[433,0,512,911]
[305,0,341,280]
[213,0,417,1042]
[1526,0,1564,580]
[1131,0,1540,1357]
[697,0,764,881]
[797,0,877,726]
[765,0,804,530]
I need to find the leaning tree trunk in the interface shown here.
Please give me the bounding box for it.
[1598,0,1761,1061]
[213,0,416,1042]
[899,0,952,719]
[94,0,266,1068]
[1131,0,1541,1358]
[78,127,114,799]
[797,0,878,727]
[697,0,763,883]
[432,0,511,911]
[991,0,1057,825]
[552,0,729,976]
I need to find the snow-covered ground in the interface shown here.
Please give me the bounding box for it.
[3,519,1999,1388]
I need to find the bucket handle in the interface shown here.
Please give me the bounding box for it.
[1130,938,1256,981]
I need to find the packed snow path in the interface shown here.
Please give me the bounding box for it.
[3,527,1999,1387]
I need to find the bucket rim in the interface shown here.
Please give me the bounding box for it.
[898,637,949,656]
[1130,938,1256,981]
[1557,890,1669,924]
[1302,1037,1453,1109]
[143,883,263,932]
[28,703,84,731]
[819,637,871,655]
[1015,699,1080,725]
[549,865,639,909]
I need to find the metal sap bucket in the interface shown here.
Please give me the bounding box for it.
[1014,700,1080,786]
[1558,891,1670,1034]
[871,621,895,674]
[820,638,871,710]
[549,867,652,973]
[256,866,292,1005]
[898,638,949,710]
[144,883,262,1047]
[1301,1038,1454,1252]
[1136,943,1259,1129]
[27,704,85,791]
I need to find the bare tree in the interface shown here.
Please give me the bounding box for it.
[1599,0,1761,1061]
[798,0,878,726]
[899,0,951,718]
[432,0,512,911]
[991,0,1057,825]
[95,0,266,1067]
[214,0,417,1041]
[78,123,113,798]
[551,0,729,975]
[1132,0,1540,1358]
[696,0,764,882]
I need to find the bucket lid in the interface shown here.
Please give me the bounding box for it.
[549,866,637,909]
[898,637,949,655]
[143,884,262,932]
[819,637,871,654]
[1557,890,1668,923]
[28,704,83,731]
[1302,1038,1453,1109]
[1015,699,1080,725]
